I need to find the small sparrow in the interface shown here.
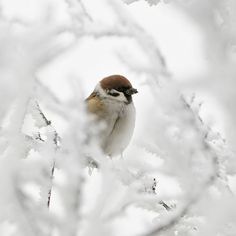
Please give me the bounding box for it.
[86,75,138,157]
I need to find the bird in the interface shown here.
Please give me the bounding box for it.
[86,75,138,157]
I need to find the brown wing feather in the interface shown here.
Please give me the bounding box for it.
[86,92,105,117]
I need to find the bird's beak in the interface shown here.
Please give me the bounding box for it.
[126,87,138,95]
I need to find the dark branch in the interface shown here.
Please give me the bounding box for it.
[35,101,60,208]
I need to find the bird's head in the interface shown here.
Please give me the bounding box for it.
[96,75,138,104]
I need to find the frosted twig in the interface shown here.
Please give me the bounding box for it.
[141,96,220,236]
[151,178,171,211]
[143,172,217,236]
[35,101,60,208]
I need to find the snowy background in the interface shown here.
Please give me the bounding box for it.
[0,0,236,235]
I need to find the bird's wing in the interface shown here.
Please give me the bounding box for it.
[86,92,105,117]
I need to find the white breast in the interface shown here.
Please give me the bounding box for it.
[101,99,136,157]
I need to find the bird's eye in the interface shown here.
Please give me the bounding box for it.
[108,89,120,97]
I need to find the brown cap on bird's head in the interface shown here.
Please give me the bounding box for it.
[100,75,138,95]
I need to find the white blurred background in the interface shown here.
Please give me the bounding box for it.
[0,0,236,236]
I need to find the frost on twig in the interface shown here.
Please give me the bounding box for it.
[141,98,219,236]
[24,100,60,209]
[34,101,60,208]
[150,178,171,211]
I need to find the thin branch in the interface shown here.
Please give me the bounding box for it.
[141,97,220,236]
[35,101,60,208]
[142,173,217,236]
[35,102,51,126]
